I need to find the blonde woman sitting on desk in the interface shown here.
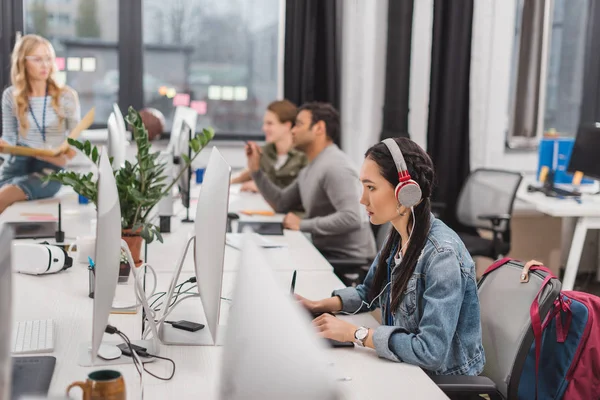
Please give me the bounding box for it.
[296,138,485,376]
[231,99,307,192]
[0,34,80,214]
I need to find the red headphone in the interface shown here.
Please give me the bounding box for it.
[381,139,422,208]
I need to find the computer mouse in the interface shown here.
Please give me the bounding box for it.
[96,344,122,360]
[227,212,240,220]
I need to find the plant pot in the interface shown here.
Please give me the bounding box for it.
[121,229,143,268]
[118,262,131,283]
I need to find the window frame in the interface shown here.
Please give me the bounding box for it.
[506,0,554,150]
[1,0,284,140]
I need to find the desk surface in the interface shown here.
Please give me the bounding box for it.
[5,184,447,399]
[516,179,600,217]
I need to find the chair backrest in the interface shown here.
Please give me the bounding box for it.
[478,260,561,399]
[456,169,523,233]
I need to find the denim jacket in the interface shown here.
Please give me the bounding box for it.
[333,216,485,376]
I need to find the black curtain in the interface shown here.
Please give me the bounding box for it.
[380,0,414,140]
[427,0,474,231]
[579,0,600,126]
[284,0,340,141]
[0,0,23,136]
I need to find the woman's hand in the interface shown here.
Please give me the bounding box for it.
[294,294,322,314]
[0,139,8,151]
[313,313,357,343]
[295,294,344,315]
[240,180,259,193]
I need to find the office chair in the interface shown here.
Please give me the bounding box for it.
[329,223,391,287]
[434,169,523,260]
[432,259,561,399]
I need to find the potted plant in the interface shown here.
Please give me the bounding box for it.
[118,248,131,283]
[47,107,214,266]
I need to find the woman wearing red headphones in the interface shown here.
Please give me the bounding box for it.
[296,137,484,376]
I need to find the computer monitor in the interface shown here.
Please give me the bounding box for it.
[220,235,339,400]
[90,150,123,362]
[177,120,192,212]
[168,106,198,157]
[158,147,231,346]
[112,103,126,139]
[567,124,600,180]
[0,224,12,399]
[107,112,126,170]
[78,150,159,366]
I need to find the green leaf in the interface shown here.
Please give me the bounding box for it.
[83,140,91,155]
[155,229,164,243]
[68,138,85,151]
[91,146,98,163]
[181,154,190,165]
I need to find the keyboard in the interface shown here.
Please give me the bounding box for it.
[12,320,55,354]
[11,356,56,400]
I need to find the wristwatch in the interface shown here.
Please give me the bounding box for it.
[354,326,369,347]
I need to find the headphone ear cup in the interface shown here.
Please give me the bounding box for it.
[395,180,422,208]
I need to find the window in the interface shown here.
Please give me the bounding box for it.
[543,0,588,137]
[507,0,589,148]
[24,0,119,125]
[142,0,282,136]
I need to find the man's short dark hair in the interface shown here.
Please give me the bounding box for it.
[298,102,340,144]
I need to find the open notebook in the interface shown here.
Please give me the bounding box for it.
[0,107,95,157]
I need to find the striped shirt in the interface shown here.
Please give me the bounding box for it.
[1,86,80,149]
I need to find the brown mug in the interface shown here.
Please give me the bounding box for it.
[66,370,126,400]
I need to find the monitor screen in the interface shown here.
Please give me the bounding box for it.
[567,124,600,180]
[178,121,192,208]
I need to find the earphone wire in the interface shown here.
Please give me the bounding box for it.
[339,206,416,318]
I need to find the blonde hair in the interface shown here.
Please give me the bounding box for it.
[10,34,64,136]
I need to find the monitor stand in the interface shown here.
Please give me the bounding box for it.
[77,241,162,366]
[156,234,228,346]
[76,339,157,367]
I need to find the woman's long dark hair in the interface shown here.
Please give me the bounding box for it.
[365,138,435,312]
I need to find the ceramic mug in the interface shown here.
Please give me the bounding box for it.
[66,369,126,400]
[68,235,96,264]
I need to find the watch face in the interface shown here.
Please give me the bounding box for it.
[355,327,368,340]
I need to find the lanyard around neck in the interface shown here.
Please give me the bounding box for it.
[29,89,48,142]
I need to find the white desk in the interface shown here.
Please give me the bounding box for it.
[6,184,447,399]
[12,266,142,399]
[143,270,447,400]
[516,179,600,290]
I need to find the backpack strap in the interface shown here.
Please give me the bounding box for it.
[530,274,555,400]
[482,257,513,276]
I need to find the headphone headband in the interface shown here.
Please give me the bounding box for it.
[382,138,408,176]
[380,138,422,208]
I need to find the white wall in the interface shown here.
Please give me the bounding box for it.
[408,0,434,150]
[470,0,539,173]
[340,0,388,169]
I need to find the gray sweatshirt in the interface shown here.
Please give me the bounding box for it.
[252,144,376,260]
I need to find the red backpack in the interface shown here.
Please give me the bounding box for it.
[486,258,600,399]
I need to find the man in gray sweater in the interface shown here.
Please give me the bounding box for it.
[245,102,376,261]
